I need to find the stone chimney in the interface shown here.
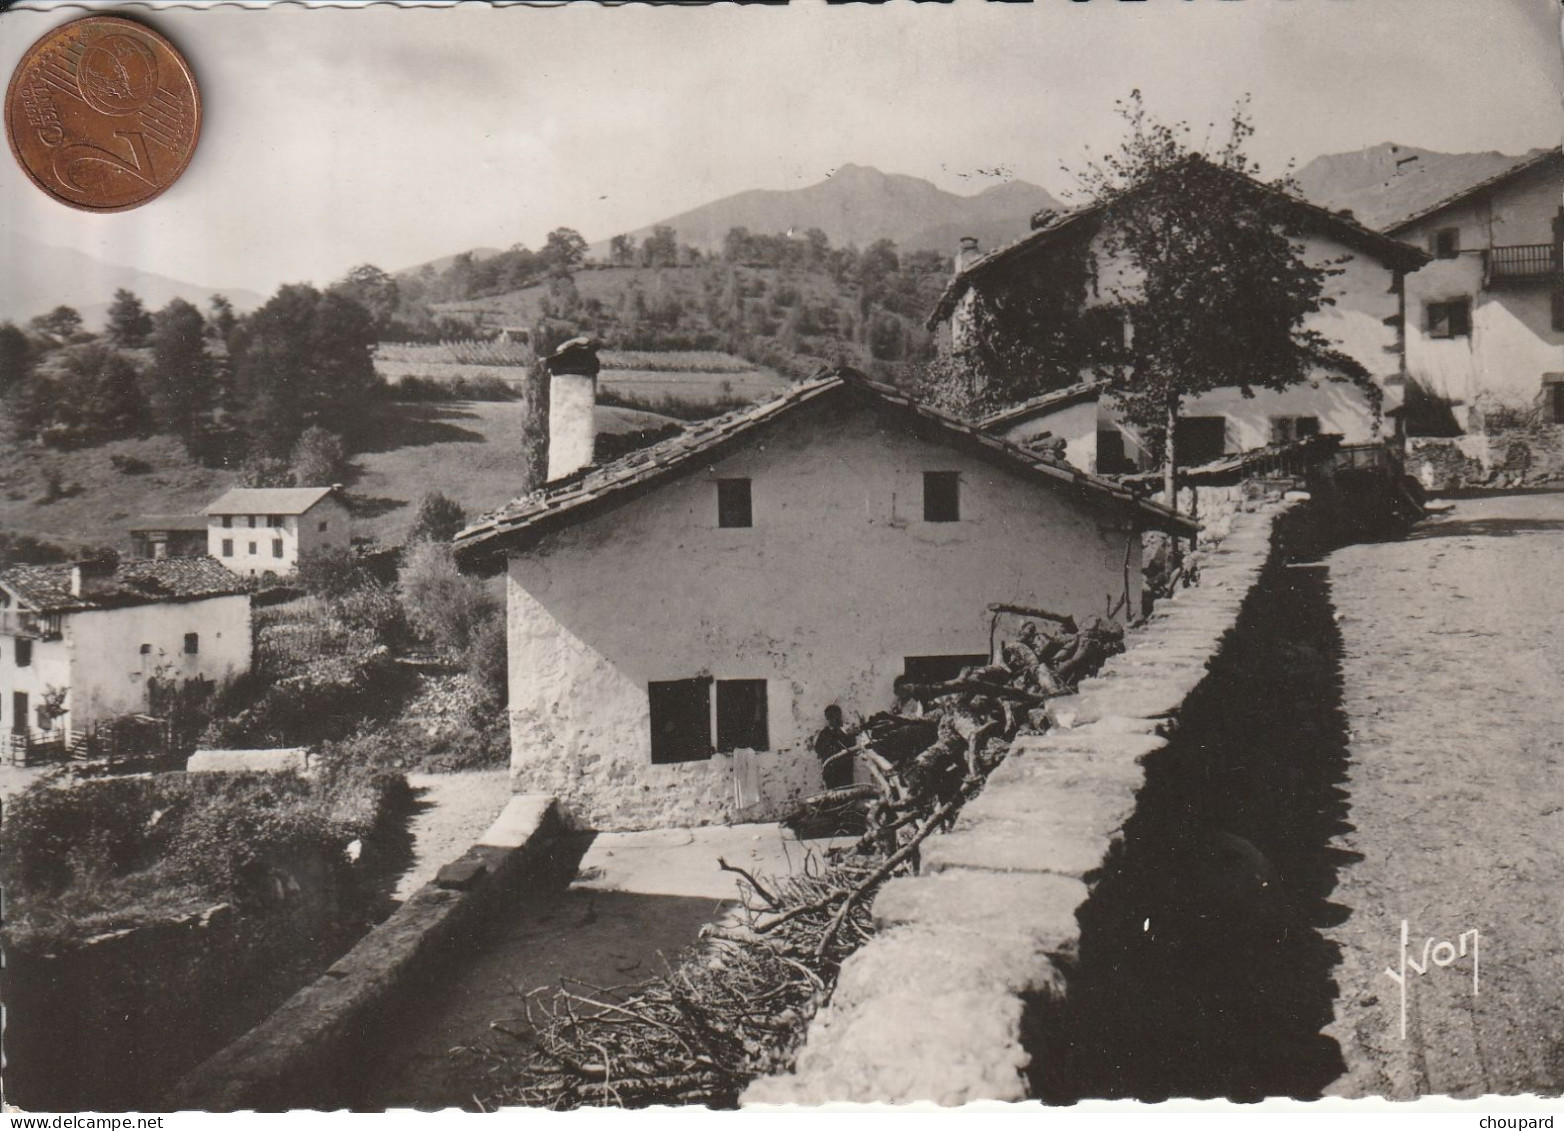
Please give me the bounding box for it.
[71,551,119,598]
[957,236,981,273]
[545,337,601,482]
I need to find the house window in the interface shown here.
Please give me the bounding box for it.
[1548,382,1564,426]
[16,637,32,667]
[1428,299,1472,339]
[648,678,713,764]
[716,479,753,528]
[1433,227,1461,259]
[184,633,199,655]
[1269,416,1321,445]
[1097,429,1135,475]
[903,654,990,684]
[273,540,284,558]
[221,539,233,557]
[139,643,152,655]
[1175,416,1229,466]
[267,515,284,528]
[716,679,769,752]
[923,471,961,522]
[12,692,27,733]
[1551,288,1564,333]
[318,521,329,533]
[248,542,258,555]
[221,515,233,528]
[247,516,257,528]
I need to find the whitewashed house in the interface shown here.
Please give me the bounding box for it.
[454,360,1194,832]
[0,556,251,742]
[204,486,351,578]
[1387,149,1564,427]
[928,161,1430,475]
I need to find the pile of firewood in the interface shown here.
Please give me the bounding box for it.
[484,610,1127,1110]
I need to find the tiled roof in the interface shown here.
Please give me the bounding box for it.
[927,157,1430,329]
[977,381,1110,432]
[452,370,1196,566]
[0,557,247,613]
[204,486,337,516]
[1384,149,1562,234]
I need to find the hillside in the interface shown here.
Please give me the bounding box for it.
[1293,143,1549,231]
[1,233,264,328]
[0,399,680,553]
[596,164,1060,258]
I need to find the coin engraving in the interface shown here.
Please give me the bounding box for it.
[5,16,200,212]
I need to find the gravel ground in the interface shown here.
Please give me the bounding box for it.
[394,770,514,902]
[1323,492,1564,1098]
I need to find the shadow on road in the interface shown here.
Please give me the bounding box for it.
[1401,517,1564,541]
[1024,515,1361,1102]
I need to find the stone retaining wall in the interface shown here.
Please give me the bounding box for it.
[742,503,1289,1107]
[167,794,560,1112]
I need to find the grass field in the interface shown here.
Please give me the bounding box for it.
[0,400,680,554]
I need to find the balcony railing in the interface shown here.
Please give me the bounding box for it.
[0,610,62,639]
[1485,243,1562,287]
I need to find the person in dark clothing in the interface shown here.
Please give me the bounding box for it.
[813,704,856,789]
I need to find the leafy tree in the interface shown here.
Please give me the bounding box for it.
[407,490,468,543]
[1073,92,1353,499]
[238,455,295,488]
[147,297,212,446]
[106,288,153,348]
[206,294,238,341]
[0,322,35,398]
[609,234,637,266]
[639,226,679,269]
[330,264,401,331]
[229,283,380,456]
[290,426,348,486]
[541,227,587,275]
[398,541,498,656]
[28,306,85,348]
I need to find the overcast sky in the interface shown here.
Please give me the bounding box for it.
[2,0,1559,300]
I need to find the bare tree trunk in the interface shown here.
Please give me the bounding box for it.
[1163,398,1179,510]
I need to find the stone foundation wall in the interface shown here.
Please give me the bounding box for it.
[742,504,1288,1106]
[1407,426,1564,491]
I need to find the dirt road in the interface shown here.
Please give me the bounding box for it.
[1324,492,1564,1097]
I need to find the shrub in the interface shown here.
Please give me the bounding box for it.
[407,490,468,543]
[399,541,500,656]
[290,426,348,487]
[109,454,153,475]
[296,547,375,599]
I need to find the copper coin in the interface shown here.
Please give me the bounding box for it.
[5,15,201,212]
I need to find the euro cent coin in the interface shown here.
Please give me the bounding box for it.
[5,15,201,212]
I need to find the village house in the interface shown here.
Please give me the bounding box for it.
[927,161,1430,475]
[1386,149,1564,430]
[454,354,1195,832]
[129,515,210,560]
[203,486,351,578]
[0,556,251,743]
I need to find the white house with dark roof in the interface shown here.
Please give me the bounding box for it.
[927,159,1430,476]
[1384,149,1564,427]
[203,486,351,578]
[0,556,251,739]
[454,366,1195,832]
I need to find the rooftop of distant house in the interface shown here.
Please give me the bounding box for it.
[452,368,1196,566]
[927,156,1432,329]
[129,514,211,533]
[0,557,248,614]
[203,486,340,517]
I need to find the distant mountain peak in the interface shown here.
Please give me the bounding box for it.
[1295,143,1549,231]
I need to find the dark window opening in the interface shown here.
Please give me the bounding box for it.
[903,654,990,684]
[1548,384,1564,426]
[319,520,329,533]
[1175,416,1228,466]
[267,515,284,528]
[649,678,713,764]
[1097,429,1135,475]
[184,632,199,655]
[247,516,257,528]
[139,643,152,655]
[221,516,232,529]
[1269,416,1321,445]
[248,542,257,555]
[716,679,769,752]
[221,539,233,557]
[923,471,961,522]
[16,637,33,667]
[273,540,284,558]
[1551,288,1564,333]
[12,692,27,733]
[717,479,752,528]
[1433,227,1461,259]
[1428,299,1472,339]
